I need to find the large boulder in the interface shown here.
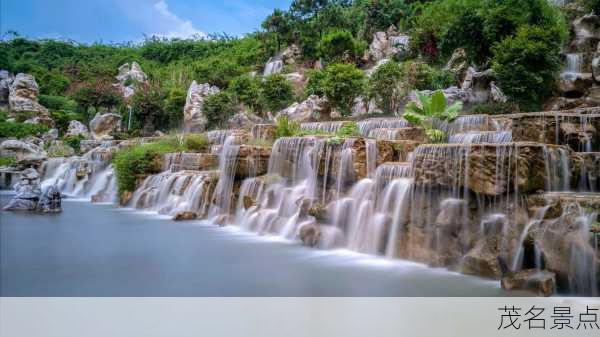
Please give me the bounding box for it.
[461,67,495,103]
[0,139,47,167]
[0,70,14,105]
[501,270,556,297]
[276,95,328,123]
[37,185,62,213]
[2,168,42,211]
[89,113,122,140]
[8,73,52,126]
[281,44,301,65]
[65,120,90,139]
[183,81,219,132]
[572,14,600,52]
[47,140,76,157]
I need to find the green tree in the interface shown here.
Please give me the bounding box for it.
[229,74,263,112]
[368,61,404,114]
[261,74,294,112]
[492,25,563,111]
[130,83,165,135]
[318,30,365,64]
[262,9,292,52]
[202,91,235,129]
[322,63,365,116]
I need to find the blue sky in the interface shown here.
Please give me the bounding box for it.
[1,0,292,43]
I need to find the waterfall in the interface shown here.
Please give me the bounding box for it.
[209,136,241,220]
[511,206,550,272]
[368,128,401,140]
[448,131,512,144]
[300,121,347,134]
[563,53,583,78]
[544,147,571,192]
[358,118,410,137]
[40,145,118,202]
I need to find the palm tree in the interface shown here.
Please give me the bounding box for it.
[403,90,463,143]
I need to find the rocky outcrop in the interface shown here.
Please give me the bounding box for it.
[501,270,556,297]
[281,44,301,65]
[0,70,13,106]
[250,124,277,142]
[37,185,62,213]
[47,141,76,157]
[114,62,147,99]
[162,152,218,172]
[276,95,328,122]
[235,145,272,178]
[183,81,219,132]
[89,112,122,140]
[65,120,90,139]
[351,96,380,116]
[445,48,469,82]
[0,139,47,167]
[8,73,53,126]
[228,111,262,130]
[369,26,410,62]
[572,14,600,52]
[3,168,42,211]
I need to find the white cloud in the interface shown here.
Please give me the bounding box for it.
[151,0,206,39]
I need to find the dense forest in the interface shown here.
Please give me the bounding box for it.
[1,0,595,137]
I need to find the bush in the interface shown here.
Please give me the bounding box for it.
[183,134,209,152]
[274,116,300,139]
[0,156,16,167]
[305,69,327,97]
[63,135,84,152]
[131,83,165,135]
[368,61,405,114]
[113,140,182,194]
[0,121,49,139]
[402,60,455,91]
[318,30,366,64]
[202,91,235,129]
[584,0,600,14]
[321,63,366,116]
[335,122,360,138]
[39,95,77,111]
[261,74,294,112]
[161,87,186,130]
[229,74,263,112]
[492,25,563,111]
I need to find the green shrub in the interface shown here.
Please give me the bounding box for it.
[492,25,563,111]
[402,60,455,91]
[274,116,301,139]
[368,61,405,114]
[229,74,263,112]
[202,91,235,129]
[0,121,49,139]
[321,63,366,116]
[584,0,600,14]
[113,140,182,194]
[261,74,294,112]
[0,156,16,167]
[183,134,209,152]
[404,90,462,143]
[318,30,366,64]
[63,135,84,152]
[335,122,360,138]
[305,69,327,97]
[39,95,77,111]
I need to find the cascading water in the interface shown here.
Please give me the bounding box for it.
[300,121,347,134]
[448,131,512,144]
[263,56,283,76]
[358,118,410,137]
[561,53,583,81]
[209,136,241,220]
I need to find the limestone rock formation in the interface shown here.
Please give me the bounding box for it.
[572,14,600,51]
[8,73,53,126]
[65,120,90,139]
[369,26,410,62]
[0,139,47,167]
[89,112,122,140]
[114,62,148,99]
[3,168,42,211]
[228,111,263,130]
[351,96,380,116]
[0,70,14,106]
[47,140,76,157]
[276,95,328,122]
[445,48,469,82]
[501,270,556,296]
[37,185,62,213]
[281,44,301,65]
[183,81,219,132]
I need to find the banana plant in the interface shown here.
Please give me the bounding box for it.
[403,90,463,143]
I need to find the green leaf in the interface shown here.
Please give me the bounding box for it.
[430,90,446,116]
[403,111,425,126]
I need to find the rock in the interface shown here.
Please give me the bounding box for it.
[47,141,76,157]
[162,152,218,172]
[365,58,390,77]
[0,139,47,166]
[183,81,219,132]
[8,73,53,126]
[351,96,380,116]
[42,129,59,142]
[445,48,469,82]
[276,95,328,123]
[37,185,62,213]
[281,44,301,65]
[173,211,198,221]
[592,43,600,82]
[559,72,594,97]
[3,168,42,211]
[250,124,277,142]
[65,120,90,139]
[501,270,556,296]
[284,72,305,95]
[409,87,468,106]
[461,67,495,103]
[572,14,600,51]
[0,70,14,105]
[298,223,321,247]
[154,130,166,137]
[228,111,263,130]
[114,62,148,99]
[263,56,284,76]
[89,113,122,140]
[120,191,133,206]
[243,195,256,209]
[490,82,508,103]
[369,26,410,62]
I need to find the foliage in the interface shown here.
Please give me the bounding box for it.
[0,156,16,167]
[63,135,84,152]
[318,30,366,64]
[320,63,366,116]
[0,121,49,139]
[401,60,455,91]
[274,116,301,139]
[491,25,563,111]
[183,134,209,152]
[471,102,519,115]
[404,90,462,143]
[305,69,328,97]
[368,61,405,114]
[130,83,165,135]
[583,0,600,15]
[161,87,186,130]
[229,74,263,112]
[261,74,295,112]
[202,91,234,129]
[335,122,360,137]
[71,78,123,120]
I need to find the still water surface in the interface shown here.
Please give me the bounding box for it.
[0,195,517,296]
